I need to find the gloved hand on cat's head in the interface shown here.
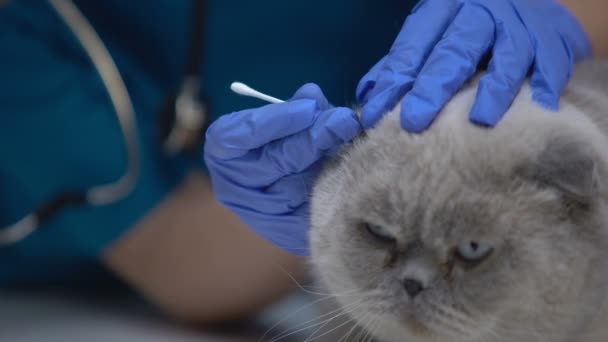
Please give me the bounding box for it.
[204,83,362,256]
[357,0,592,132]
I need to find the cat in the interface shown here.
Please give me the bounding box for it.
[309,60,608,342]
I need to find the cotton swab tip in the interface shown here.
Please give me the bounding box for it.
[230,82,254,95]
[230,81,284,104]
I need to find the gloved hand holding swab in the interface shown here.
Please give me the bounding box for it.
[230,82,285,104]
[206,83,363,256]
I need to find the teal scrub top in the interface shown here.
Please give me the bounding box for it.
[0,0,416,286]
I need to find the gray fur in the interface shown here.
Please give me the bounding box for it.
[310,60,608,342]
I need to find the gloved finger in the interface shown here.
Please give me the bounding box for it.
[263,167,320,214]
[359,0,463,129]
[512,0,592,62]
[356,55,387,105]
[523,0,592,110]
[355,0,443,105]
[206,107,361,187]
[469,8,534,126]
[261,106,361,175]
[290,83,332,110]
[399,3,494,132]
[206,166,311,215]
[359,82,411,129]
[528,30,572,111]
[204,99,319,160]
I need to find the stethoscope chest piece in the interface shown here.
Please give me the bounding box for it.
[158,77,208,157]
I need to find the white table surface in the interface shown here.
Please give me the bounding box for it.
[0,288,356,342]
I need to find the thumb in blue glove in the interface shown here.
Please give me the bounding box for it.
[204,84,362,256]
[357,0,592,132]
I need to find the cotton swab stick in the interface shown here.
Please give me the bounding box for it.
[230,82,285,104]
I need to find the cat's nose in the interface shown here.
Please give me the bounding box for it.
[402,278,424,298]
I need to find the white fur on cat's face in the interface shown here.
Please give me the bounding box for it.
[310,66,608,342]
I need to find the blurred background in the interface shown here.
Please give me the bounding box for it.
[0,0,416,340]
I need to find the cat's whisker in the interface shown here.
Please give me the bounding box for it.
[307,311,360,342]
[270,297,364,339]
[367,316,384,342]
[315,288,383,298]
[427,305,480,341]
[271,301,363,342]
[364,318,381,342]
[357,323,371,342]
[424,300,477,339]
[269,260,367,297]
[355,314,377,342]
[350,312,372,342]
[336,311,369,342]
[430,312,472,341]
[430,301,477,328]
[256,294,359,342]
[304,310,367,342]
[338,322,360,342]
[352,310,383,342]
[478,326,507,342]
[296,283,333,291]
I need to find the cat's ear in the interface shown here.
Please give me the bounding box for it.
[521,136,600,206]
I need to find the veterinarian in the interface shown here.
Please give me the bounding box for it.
[0,0,418,323]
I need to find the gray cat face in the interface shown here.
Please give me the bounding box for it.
[310,84,608,342]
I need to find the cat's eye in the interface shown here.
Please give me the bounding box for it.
[455,241,493,264]
[364,223,396,243]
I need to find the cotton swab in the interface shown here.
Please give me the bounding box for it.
[230,82,285,104]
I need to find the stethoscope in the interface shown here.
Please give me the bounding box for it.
[0,0,209,246]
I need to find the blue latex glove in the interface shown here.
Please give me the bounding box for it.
[204,84,362,256]
[357,0,592,132]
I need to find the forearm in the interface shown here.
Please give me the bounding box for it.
[103,171,305,324]
[560,0,608,57]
